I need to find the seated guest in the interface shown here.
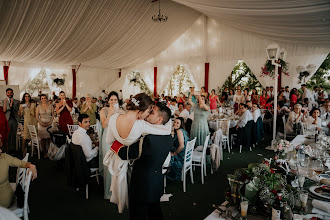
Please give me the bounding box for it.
[285,104,305,134]
[246,101,252,111]
[72,114,99,168]
[0,147,37,208]
[169,99,178,116]
[304,107,322,131]
[175,103,184,118]
[179,103,191,122]
[278,101,290,117]
[80,94,97,125]
[251,103,261,123]
[303,98,313,111]
[320,101,330,119]
[167,117,189,180]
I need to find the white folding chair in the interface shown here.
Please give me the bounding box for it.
[67,125,79,136]
[10,153,29,192]
[192,134,210,184]
[85,168,100,199]
[181,138,196,192]
[219,120,231,153]
[9,171,33,220]
[27,125,40,159]
[16,123,24,150]
[300,122,316,136]
[282,116,296,140]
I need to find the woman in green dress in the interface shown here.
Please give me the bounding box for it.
[167,117,190,180]
[189,93,210,146]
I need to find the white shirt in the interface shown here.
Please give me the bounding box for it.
[237,110,253,128]
[169,104,178,116]
[179,109,190,122]
[233,94,244,104]
[312,91,319,102]
[302,89,313,102]
[321,111,330,120]
[305,116,321,128]
[283,91,290,101]
[267,91,274,98]
[252,108,261,123]
[72,127,98,162]
[100,92,107,101]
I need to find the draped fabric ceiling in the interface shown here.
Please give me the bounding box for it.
[0,0,329,97]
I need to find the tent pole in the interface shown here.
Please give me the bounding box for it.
[154,67,157,96]
[272,64,278,145]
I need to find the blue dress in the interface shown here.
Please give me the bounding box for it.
[167,129,190,180]
[190,104,210,146]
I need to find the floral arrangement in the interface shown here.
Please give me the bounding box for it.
[260,59,289,79]
[298,71,310,84]
[274,139,293,157]
[128,71,152,95]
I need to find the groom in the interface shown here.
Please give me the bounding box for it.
[111,102,172,220]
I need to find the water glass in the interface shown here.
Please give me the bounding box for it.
[299,191,308,208]
[240,201,248,218]
[298,175,305,188]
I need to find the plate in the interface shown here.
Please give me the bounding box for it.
[309,185,330,200]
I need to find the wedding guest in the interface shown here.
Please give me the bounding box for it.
[221,87,229,102]
[312,86,319,104]
[278,90,286,103]
[304,108,322,131]
[188,87,197,104]
[3,88,20,152]
[100,91,120,199]
[285,104,305,134]
[81,94,97,125]
[290,88,298,109]
[259,89,269,108]
[269,86,274,98]
[189,94,209,146]
[251,103,261,122]
[169,99,178,117]
[243,88,251,103]
[72,114,99,168]
[179,104,191,123]
[209,89,221,113]
[36,94,54,158]
[100,90,107,101]
[52,92,58,101]
[228,89,235,107]
[177,92,185,104]
[201,86,208,98]
[19,93,38,156]
[233,89,244,112]
[0,102,9,153]
[174,103,184,118]
[301,84,313,102]
[246,101,252,111]
[167,117,189,180]
[283,86,290,103]
[56,91,73,134]
[251,89,259,104]
[0,147,37,208]
[321,101,330,120]
[318,85,328,104]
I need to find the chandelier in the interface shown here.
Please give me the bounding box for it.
[152,0,168,23]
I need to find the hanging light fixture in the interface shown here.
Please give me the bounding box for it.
[152,0,168,23]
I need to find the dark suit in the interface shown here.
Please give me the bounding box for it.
[116,134,172,220]
[3,98,20,151]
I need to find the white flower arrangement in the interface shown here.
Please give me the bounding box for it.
[274,139,293,156]
[131,97,140,107]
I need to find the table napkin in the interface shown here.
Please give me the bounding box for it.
[312,199,330,213]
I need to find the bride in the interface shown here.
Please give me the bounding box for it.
[103,93,171,213]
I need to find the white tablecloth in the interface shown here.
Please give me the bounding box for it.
[208,120,237,131]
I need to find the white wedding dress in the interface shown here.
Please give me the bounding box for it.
[103,113,171,213]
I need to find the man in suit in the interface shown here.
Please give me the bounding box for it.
[3,88,20,152]
[111,102,173,220]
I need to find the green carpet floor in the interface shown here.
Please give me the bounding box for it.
[10,135,275,220]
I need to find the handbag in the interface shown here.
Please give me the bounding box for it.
[48,142,67,160]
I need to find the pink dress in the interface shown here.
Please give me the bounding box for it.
[209,95,218,110]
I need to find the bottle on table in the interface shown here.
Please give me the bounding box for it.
[272,191,284,220]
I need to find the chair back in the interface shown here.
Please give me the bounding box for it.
[300,122,316,135]
[17,123,24,135]
[67,125,79,136]
[27,125,38,142]
[201,134,210,160]
[17,153,29,187]
[183,138,196,173]
[23,171,32,212]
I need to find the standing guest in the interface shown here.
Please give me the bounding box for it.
[118,90,123,103]
[259,89,269,108]
[301,84,313,102]
[188,87,197,104]
[201,86,208,98]
[167,117,189,180]
[303,98,313,111]
[18,93,38,156]
[221,87,229,102]
[0,147,37,208]
[81,94,97,125]
[179,103,191,123]
[243,88,251,103]
[169,99,178,116]
[290,88,298,109]
[3,88,20,152]
[278,90,287,103]
[71,97,79,114]
[312,86,319,104]
[189,94,209,146]
[36,94,54,158]
[209,89,221,113]
[52,92,58,101]
[285,104,305,134]
[283,86,290,103]
[100,90,107,101]
[228,89,235,107]
[318,85,328,104]
[251,89,259,104]
[233,89,244,112]
[56,91,73,134]
[304,108,322,131]
[269,86,274,98]
[266,87,270,97]
[99,91,120,199]
[174,103,184,118]
[72,114,99,168]
[177,92,185,104]
[0,102,9,153]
